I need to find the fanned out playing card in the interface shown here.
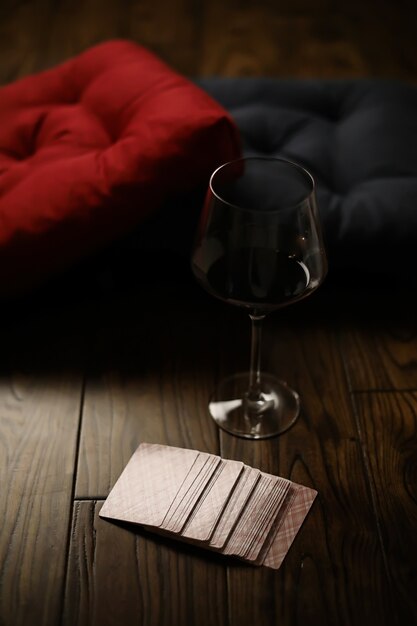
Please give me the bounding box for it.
[99,443,317,569]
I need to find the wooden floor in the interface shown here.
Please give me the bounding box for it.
[1,281,417,626]
[1,2,417,626]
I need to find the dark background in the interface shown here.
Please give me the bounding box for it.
[1,0,417,84]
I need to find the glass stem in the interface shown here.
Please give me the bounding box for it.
[248,312,265,401]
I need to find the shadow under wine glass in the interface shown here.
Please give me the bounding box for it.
[191,157,327,439]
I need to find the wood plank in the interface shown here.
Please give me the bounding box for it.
[220,316,397,626]
[0,311,83,626]
[63,500,228,626]
[339,294,417,391]
[354,391,417,625]
[40,0,136,74]
[341,324,417,391]
[43,0,201,76]
[1,0,417,84]
[199,4,414,79]
[128,0,201,75]
[201,0,417,80]
[69,292,229,624]
[0,0,51,83]
[75,292,223,498]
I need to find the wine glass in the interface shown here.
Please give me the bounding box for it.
[191,157,327,439]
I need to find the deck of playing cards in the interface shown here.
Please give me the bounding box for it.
[99,443,317,569]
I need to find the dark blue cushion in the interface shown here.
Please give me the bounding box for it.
[197,78,417,282]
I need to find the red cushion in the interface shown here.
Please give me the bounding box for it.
[0,40,240,297]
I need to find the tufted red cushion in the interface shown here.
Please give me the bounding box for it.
[0,40,240,297]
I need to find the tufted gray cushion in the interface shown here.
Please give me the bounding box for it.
[197,78,417,283]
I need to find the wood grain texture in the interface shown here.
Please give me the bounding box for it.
[75,291,222,496]
[353,391,417,626]
[0,311,84,626]
[339,298,417,391]
[63,500,228,626]
[199,7,372,78]
[0,0,51,83]
[0,0,416,84]
[73,290,415,626]
[220,317,396,626]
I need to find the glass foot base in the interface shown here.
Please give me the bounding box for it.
[208,372,300,439]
